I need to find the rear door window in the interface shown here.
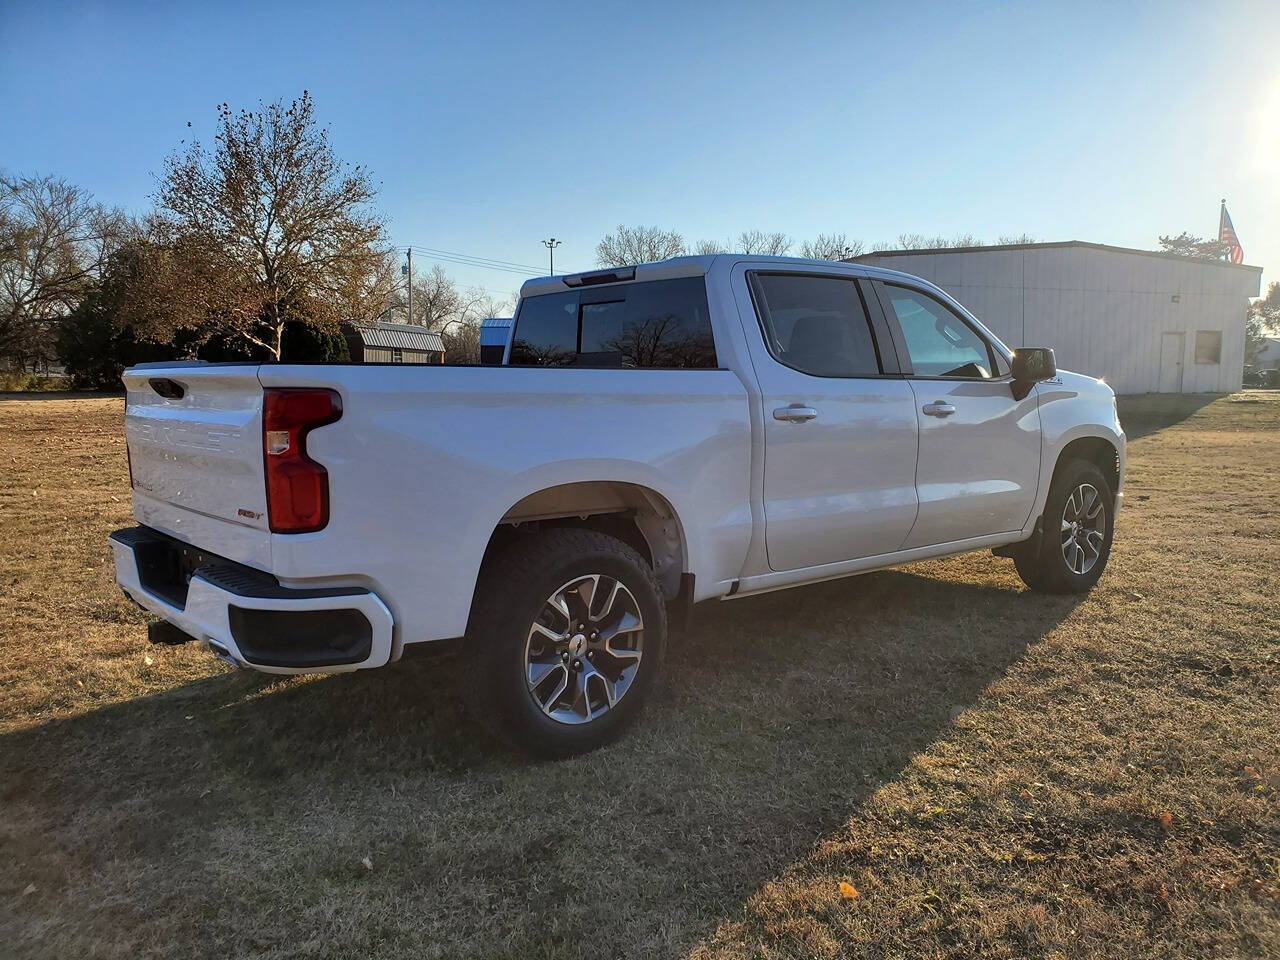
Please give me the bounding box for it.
[509,277,717,368]
[749,273,882,377]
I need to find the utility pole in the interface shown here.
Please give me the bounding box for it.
[542,238,561,276]
[405,248,413,325]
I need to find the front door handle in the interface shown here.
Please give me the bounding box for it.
[773,404,818,423]
[922,401,956,417]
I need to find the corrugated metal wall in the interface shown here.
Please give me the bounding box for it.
[858,247,1261,393]
[362,347,437,364]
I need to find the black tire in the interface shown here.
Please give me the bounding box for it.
[1014,458,1114,594]
[466,528,667,758]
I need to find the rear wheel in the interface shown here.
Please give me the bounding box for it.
[467,528,666,758]
[1013,458,1114,594]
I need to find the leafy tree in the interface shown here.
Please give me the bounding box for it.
[282,320,350,362]
[1157,232,1231,261]
[1246,282,1280,366]
[151,91,386,359]
[57,285,169,389]
[595,224,686,267]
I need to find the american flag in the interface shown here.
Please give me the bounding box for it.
[1219,202,1244,264]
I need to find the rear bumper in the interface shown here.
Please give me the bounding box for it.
[110,526,394,675]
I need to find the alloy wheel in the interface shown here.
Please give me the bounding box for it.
[524,574,645,725]
[1060,483,1106,575]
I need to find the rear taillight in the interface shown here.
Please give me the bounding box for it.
[262,388,342,533]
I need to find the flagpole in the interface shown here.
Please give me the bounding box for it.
[1220,198,1227,261]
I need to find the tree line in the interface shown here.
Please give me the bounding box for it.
[2,92,507,388]
[592,226,1042,267]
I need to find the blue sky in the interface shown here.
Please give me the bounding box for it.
[4,0,1277,299]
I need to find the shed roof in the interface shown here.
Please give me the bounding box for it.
[354,323,445,352]
[853,240,1262,273]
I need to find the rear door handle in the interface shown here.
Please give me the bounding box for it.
[773,404,818,423]
[922,401,956,417]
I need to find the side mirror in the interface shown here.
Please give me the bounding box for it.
[1012,347,1056,382]
[1010,347,1056,399]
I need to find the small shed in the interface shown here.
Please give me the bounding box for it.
[479,316,513,365]
[347,322,445,364]
[855,241,1262,394]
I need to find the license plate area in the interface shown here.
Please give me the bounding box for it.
[133,536,225,611]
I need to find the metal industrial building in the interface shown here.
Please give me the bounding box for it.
[855,242,1262,394]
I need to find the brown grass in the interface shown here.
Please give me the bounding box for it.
[1,392,1277,959]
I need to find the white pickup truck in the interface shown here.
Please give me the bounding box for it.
[111,255,1124,755]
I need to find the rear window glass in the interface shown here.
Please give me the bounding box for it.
[508,277,717,368]
[508,293,578,366]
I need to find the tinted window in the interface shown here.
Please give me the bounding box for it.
[509,292,577,366]
[508,277,716,368]
[752,274,881,377]
[884,286,992,378]
[616,278,716,368]
[579,300,627,365]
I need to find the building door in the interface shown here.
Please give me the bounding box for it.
[1159,332,1185,393]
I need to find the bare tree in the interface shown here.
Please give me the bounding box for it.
[437,286,514,364]
[997,233,1038,245]
[154,91,386,359]
[383,262,463,328]
[595,224,686,267]
[0,173,130,369]
[693,239,729,255]
[800,233,862,260]
[893,233,989,250]
[735,230,792,256]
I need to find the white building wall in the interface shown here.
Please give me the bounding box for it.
[858,245,1261,394]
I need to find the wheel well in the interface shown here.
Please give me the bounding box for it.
[1056,437,1120,499]
[479,482,685,600]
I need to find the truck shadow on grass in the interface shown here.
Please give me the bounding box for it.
[1116,392,1221,440]
[2,562,1083,958]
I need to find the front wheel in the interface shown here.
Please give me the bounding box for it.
[1014,458,1114,594]
[467,528,667,758]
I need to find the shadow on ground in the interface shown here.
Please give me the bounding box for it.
[1117,392,1221,440]
[2,564,1082,958]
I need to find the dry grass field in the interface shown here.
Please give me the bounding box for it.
[1,392,1277,959]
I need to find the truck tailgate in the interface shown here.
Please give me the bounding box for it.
[122,364,272,570]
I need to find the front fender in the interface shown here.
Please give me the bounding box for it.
[1028,374,1126,525]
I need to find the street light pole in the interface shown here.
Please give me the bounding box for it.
[541,238,561,276]
[405,248,413,325]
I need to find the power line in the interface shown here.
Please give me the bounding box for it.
[409,245,546,273]
[396,243,586,278]
[404,246,542,276]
